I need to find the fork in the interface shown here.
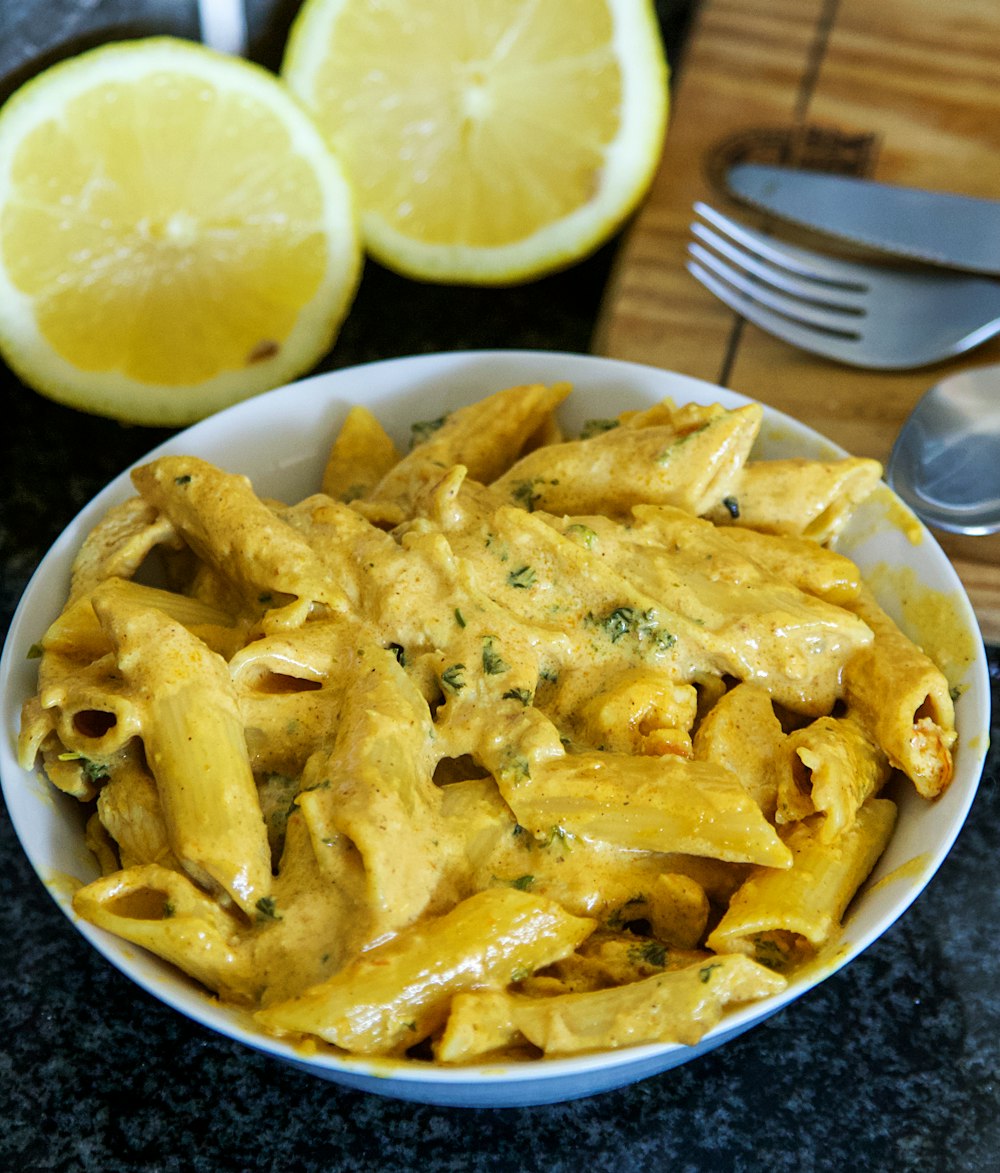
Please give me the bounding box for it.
[687,202,1000,369]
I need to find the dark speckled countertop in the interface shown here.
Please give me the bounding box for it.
[1,4,998,1171]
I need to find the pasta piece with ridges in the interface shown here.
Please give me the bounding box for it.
[91,579,272,916]
[779,715,891,841]
[255,888,595,1054]
[489,748,793,868]
[131,455,348,619]
[73,863,258,1004]
[437,953,786,1061]
[702,457,882,543]
[491,403,762,517]
[364,381,572,518]
[843,586,956,797]
[321,403,400,503]
[706,798,897,966]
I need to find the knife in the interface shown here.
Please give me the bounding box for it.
[726,163,1000,277]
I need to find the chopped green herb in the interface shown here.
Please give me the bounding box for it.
[82,759,110,785]
[26,643,43,660]
[441,663,466,693]
[580,418,620,439]
[255,896,282,922]
[502,687,533,706]
[481,637,509,675]
[341,483,367,504]
[410,415,448,448]
[751,934,794,972]
[454,607,467,628]
[655,423,710,466]
[56,752,110,784]
[596,606,633,642]
[510,479,542,512]
[722,495,741,519]
[628,941,668,968]
[499,751,531,783]
[510,965,531,983]
[699,962,722,983]
[173,474,192,486]
[586,606,676,652]
[258,593,273,605]
[507,565,537,589]
[564,523,598,549]
[162,900,176,919]
[538,825,572,850]
[511,874,534,891]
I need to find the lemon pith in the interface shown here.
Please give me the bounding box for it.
[282,0,668,284]
[0,37,361,425]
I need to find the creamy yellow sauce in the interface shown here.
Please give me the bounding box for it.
[867,852,931,896]
[863,560,978,687]
[17,384,964,1065]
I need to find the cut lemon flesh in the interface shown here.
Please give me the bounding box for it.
[0,37,361,425]
[282,0,668,284]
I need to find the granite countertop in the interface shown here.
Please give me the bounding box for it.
[2,3,999,1170]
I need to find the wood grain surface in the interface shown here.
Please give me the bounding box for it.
[596,0,1000,642]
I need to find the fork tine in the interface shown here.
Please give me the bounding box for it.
[686,258,870,367]
[690,203,1000,369]
[690,222,869,314]
[687,241,865,336]
[693,201,872,289]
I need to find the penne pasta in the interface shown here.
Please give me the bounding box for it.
[692,683,787,821]
[703,456,882,543]
[131,455,349,622]
[295,646,445,938]
[91,579,272,917]
[843,586,956,797]
[491,403,762,517]
[707,798,898,966]
[73,863,258,1003]
[255,888,594,1055]
[321,404,400,503]
[779,715,891,841]
[365,381,571,517]
[490,748,792,868]
[437,953,786,1060]
[17,381,957,1066]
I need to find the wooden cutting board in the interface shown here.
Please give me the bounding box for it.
[596,0,1000,642]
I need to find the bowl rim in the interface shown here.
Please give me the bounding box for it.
[1,348,990,1103]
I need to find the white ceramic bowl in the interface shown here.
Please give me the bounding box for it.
[1,351,990,1107]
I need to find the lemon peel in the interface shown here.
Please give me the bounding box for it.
[282,0,668,285]
[0,37,361,425]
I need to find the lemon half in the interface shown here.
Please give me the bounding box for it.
[282,0,668,284]
[0,37,361,425]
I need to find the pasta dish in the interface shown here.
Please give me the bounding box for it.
[17,381,957,1062]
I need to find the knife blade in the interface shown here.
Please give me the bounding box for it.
[727,163,1000,277]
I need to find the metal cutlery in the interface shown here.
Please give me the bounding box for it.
[687,203,1000,370]
[886,362,1000,535]
[726,164,1000,277]
[197,0,248,56]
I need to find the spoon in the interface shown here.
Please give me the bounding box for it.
[886,362,1000,535]
[197,0,248,56]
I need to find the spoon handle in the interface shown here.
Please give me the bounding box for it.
[197,0,248,57]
